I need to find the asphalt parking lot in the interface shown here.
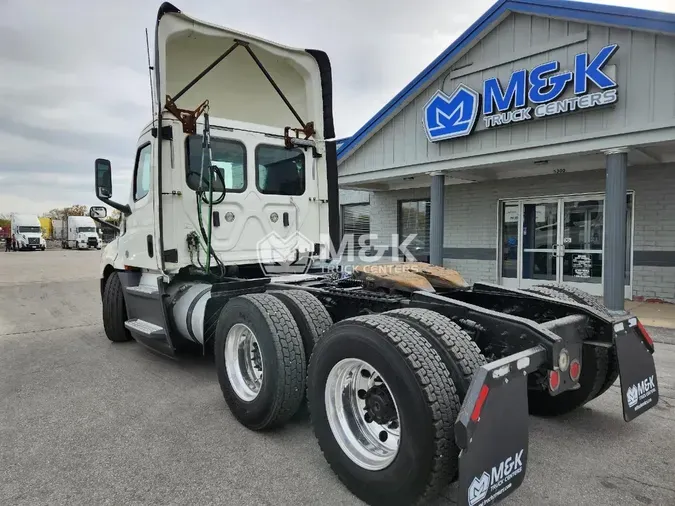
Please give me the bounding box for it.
[1,250,674,506]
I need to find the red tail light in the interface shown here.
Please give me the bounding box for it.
[569,359,581,382]
[549,370,560,391]
[470,385,490,422]
[636,320,654,349]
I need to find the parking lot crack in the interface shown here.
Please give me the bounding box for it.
[0,323,99,337]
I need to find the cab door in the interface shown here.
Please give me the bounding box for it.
[119,133,158,270]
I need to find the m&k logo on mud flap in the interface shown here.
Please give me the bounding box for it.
[626,375,657,410]
[424,44,619,143]
[468,450,524,506]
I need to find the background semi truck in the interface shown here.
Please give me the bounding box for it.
[10,214,46,251]
[63,216,101,250]
[89,4,659,505]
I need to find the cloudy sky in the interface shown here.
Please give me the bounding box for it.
[1,0,673,215]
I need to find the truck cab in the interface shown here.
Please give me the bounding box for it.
[11,214,46,251]
[66,216,102,250]
[93,3,338,278]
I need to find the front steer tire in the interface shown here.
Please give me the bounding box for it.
[102,272,133,343]
[307,314,461,506]
[525,286,609,416]
[214,294,306,431]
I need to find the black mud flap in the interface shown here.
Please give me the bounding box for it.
[614,317,658,422]
[455,346,546,506]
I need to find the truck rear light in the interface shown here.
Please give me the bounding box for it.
[470,385,490,422]
[636,320,654,349]
[549,370,560,392]
[558,348,570,372]
[569,359,581,382]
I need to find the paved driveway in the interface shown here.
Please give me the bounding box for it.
[1,250,673,506]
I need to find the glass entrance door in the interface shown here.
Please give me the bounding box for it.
[520,201,559,289]
[559,198,604,294]
[499,193,633,298]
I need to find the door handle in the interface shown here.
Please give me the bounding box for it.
[283,212,290,227]
[146,235,154,258]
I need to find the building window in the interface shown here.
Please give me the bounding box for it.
[398,199,431,256]
[342,203,370,247]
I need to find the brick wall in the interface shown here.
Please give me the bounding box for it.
[358,163,675,301]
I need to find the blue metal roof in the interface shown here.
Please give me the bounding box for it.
[336,0,675,162]
[334,137,351,152]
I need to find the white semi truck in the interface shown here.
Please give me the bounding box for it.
[63,215,102,250]
[10,214,46,251]
[89,4,659,505]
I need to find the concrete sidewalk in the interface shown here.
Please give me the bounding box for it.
[626,299,675,329]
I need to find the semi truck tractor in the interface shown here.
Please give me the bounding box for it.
[10,214,46,251]
[64,215,102,250]
[90,4,659,505]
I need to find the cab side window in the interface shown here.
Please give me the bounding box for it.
[134,143,152,201]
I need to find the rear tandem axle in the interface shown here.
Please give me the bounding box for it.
[101,265,659,506]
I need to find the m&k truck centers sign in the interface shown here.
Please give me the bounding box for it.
[423,44,619,142]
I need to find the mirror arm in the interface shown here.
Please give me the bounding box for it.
[98,197,131,216]
[92,216,120,233]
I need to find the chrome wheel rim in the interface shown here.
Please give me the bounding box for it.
[325,358,401,471]
[224,323,263,402]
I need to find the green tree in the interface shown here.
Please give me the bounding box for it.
[105,209,121,226]
[43,205,88,221]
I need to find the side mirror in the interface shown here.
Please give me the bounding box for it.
[95,158,113,199]
[90,206,107,219]
[94,158,131,215]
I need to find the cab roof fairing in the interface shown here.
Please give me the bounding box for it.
[154,4,326,140]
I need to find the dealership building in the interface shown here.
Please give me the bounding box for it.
[336,0,675,309]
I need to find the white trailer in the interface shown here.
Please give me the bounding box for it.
[63,216,101,250]
[10,214,46,251]
[52,219,66,241]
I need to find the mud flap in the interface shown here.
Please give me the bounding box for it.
[614,318,659,422]
[455,346,546,506]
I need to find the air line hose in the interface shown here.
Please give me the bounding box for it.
[195,110,226,277]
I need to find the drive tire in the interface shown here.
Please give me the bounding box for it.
[525,286,608,416]
[102,272,133,343]
[537,283,619,400]
[268,289,333,361]
[384,307,486,400]
[214,294,306,431]
[307,314,461,506]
